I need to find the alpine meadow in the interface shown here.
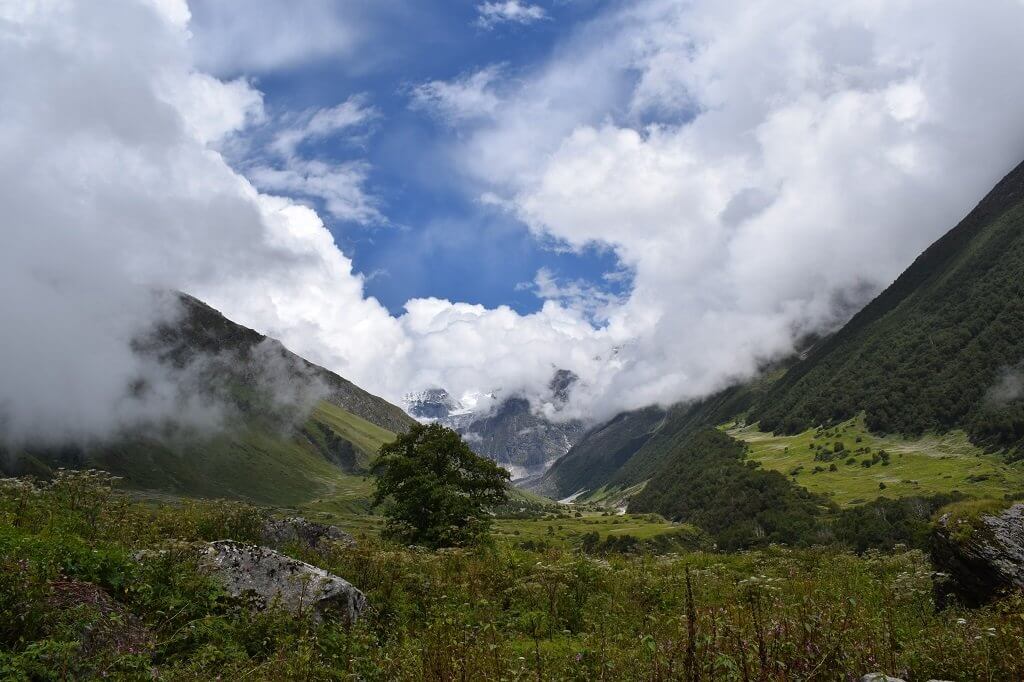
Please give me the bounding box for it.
[5,1,1024,680]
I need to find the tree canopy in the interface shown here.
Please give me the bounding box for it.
[372,423,510,547]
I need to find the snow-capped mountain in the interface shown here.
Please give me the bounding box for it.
[402,371,587,481]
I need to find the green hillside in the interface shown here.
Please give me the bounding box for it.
[5,400,396,507]
[754,160,1024,455]
[628,429,828,549]
[531,366,784,500]
[0,294,412,507]
[529,406,666,499]
[727,414,1024,506]
[536,161,1024,519]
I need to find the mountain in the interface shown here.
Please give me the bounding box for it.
[404,371,586,480]
[529,367,782,499]
[147,294,414,435]
[753,159,1024,456]
[0,293,415,506]
[536,158,1024,511]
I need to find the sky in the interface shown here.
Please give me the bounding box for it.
[5,0,1024,443]
[190,0,627,316]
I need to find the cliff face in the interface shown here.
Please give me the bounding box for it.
[404,373,586,480]
[931,503,1024,606]
[459,398,585,478]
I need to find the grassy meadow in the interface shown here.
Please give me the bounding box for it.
[2,471,1024,680]
[726,415,1024,506]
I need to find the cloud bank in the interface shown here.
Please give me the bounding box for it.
[5,0,1024,445]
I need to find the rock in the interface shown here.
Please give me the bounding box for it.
[198,540,367,624]
[930,503,1024,606]
[260,516,355,551]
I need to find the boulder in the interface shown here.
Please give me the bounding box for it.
[930,503,1024,606]
[260,516,355,551]
[198,540,367,624]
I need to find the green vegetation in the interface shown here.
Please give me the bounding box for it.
[494,511,687,545]
[753,162,1024,455]
[372,423,509,547]
[2,400,399,511]
[307,401,398,463]
[728,415,1024,506]
[534,364,788,501]
[4,471,1024,680]
[629,429,828,550]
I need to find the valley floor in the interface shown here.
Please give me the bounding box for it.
[3,473,1024,680]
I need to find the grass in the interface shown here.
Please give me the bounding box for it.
[493,511,680,545]
[11,401,400,511]
[308,401,396,460]
[4,472,1024,680]
[725,414,1024,506]
[577,481,648,507]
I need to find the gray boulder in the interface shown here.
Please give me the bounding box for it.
[860,675,904,682]
[931,503,1024,606]
[260,516,355,551]
[198,540,366,624]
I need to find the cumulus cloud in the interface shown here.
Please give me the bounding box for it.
[8,0,1024,449]
[432,0,1024,416]
[476,1,547,30]
[0,0,401,443]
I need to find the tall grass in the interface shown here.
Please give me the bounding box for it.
[1,472,1022,680]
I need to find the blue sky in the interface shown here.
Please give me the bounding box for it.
[191,0,625,315]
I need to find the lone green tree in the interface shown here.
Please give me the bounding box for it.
[372,422,510,547]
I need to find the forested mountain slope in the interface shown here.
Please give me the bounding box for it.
[753,159,1024,456]
[531,368,782,499]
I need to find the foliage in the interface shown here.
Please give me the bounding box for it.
[832,494,965,553]
[2,471,1024,680]
[628,430,830,549]
[372,423,510,548]
[753,162,1024,457]
[729,415,1024,506]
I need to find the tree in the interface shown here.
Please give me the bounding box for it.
[372,423,510,547]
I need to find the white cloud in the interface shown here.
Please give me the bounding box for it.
[240,97,383,224]
[185,0,362,74]
[430,0,1024,417]
[0,0,401,442]
[269,97,377,159]
[476,1,547,30]
[8,0,1024,448]
[410,66,504,124]
[249,160,383,224]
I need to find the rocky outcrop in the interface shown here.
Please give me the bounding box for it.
[198,541,367,624]
[260,516,355,551]
[931,503,1024,606]
[460,397,585,478]
[404,381,587,480]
